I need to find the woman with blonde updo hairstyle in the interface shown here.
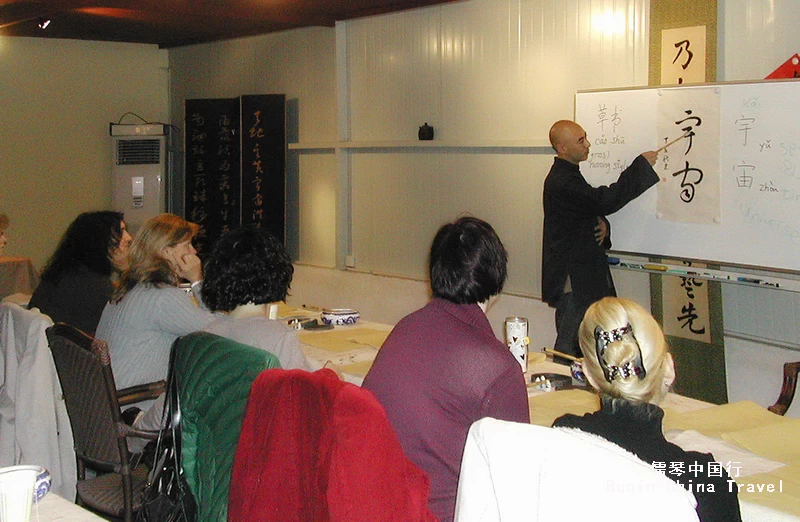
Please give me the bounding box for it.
[578,297,674,404]
[96,214,216,433]
[554,297,741,522]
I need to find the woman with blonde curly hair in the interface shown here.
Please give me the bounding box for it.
[553,297,741,522]
[97,214,216,412]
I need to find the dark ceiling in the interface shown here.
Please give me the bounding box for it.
[1,0,458,48]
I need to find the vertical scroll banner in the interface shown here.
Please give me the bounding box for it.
[662,261,712,344]
[240,94,286,243]
[660,26,706,86]
[185,94,286,255]
[184,98,241,255]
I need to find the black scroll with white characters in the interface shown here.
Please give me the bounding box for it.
[185,95,285,255]
[184,98,240,255]
[240,94,286,243]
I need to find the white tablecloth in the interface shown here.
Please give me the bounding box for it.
[525,355,800,522]
[33,494,104,521]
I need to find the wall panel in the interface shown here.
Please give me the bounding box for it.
[347,0,648,142]
[297,153,338,267]
[720,0,800,82]
[1,37,168,268]
[343,0,648,296]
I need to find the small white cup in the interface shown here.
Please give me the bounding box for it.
[0,467,36,522]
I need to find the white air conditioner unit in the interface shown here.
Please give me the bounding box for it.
[110,123,168,233]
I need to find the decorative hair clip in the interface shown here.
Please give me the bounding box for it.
[594,325,647,383]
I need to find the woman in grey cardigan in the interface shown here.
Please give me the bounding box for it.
[96,213,216,429]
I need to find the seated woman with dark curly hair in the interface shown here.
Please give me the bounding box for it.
[201,225,310,370]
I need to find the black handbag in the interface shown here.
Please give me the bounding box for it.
[137,346,197,522]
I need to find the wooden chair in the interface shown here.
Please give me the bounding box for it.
[768,361,800,415]
[45,323,164,522]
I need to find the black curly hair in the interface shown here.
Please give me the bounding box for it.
[40,211,124,283]
[202,225,293,312]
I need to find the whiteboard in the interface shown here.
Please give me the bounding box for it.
[575,80,800,273]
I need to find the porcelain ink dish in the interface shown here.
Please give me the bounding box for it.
[320,308,360,326]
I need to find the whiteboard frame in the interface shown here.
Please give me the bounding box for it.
[575,78,800,276]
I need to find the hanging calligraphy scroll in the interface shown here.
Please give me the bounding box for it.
[185,95,285,254]
[660,26,706,86]
[184,98,240,255]
[656,87,720,224]
[240,94,286,243]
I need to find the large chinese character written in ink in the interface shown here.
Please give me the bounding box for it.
[660,26,706,85]
[656,88,720,224]
[663,261,711,344]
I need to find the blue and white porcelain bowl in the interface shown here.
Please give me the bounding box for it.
[320,308,360,326]
[0,465,51,502]
[570,361,586,385]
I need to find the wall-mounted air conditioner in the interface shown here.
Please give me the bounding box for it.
[110,123,168,233]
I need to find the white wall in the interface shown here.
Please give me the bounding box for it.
[342,0,649,296]
[0,37,168,268]
[718,0,800,415]
[165,0,800,412]
[719,0,800,81]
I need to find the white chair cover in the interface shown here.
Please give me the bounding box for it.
[455,417,699,522]
[0,302,76,499]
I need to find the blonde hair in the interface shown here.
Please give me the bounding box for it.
[578,297,671,404]
[113,213,199,301]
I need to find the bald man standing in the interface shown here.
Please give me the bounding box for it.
[542,120,659,360]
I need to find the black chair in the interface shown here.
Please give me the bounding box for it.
[46,323,165,522]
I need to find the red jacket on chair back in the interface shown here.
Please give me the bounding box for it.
[229,368,437,521]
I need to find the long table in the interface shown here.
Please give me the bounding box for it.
[33,493,105,521]
[276,304,391,385]
[279,305,800,521]
[527,358,800,522]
